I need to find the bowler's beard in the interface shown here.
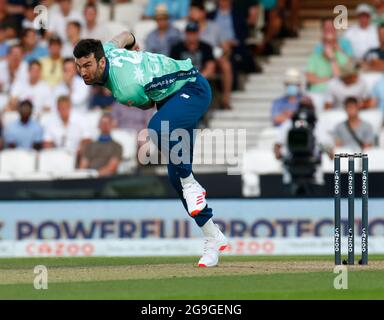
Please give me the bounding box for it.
[86,62,104,85]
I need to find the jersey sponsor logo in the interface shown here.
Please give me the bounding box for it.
[144,68,199,92]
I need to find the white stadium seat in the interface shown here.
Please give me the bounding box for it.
[360,72,382,93]
[363,148,384,172]
[132,0,149,6]
[38,149,76,174]
[360,109,384,136]
[0,94,9,112]
[38,112,54,127]
[114,3,144,30]
[132,20,157,49]
[97,3,111,23]
[56,169,99,180]
[86,109,103,140]
[173,19,187,32]
[1,111,19,127]
[242,148,282,174]
[111,129,138,160]
[106,21,130,36]
[0,150,37,175]
[256,127,279,149]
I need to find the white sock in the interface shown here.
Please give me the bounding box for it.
[201,218,218,238]
[180,173,195,187]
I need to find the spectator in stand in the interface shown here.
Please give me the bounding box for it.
[47,0,84,42]
[208,0,259,86]
[333,97,375,151]
[170,21,216,85]
[189,3,233,109]
[43,95,92,156]
[53,58,91,114]
[0,23,8,59]
[82,2,107,42]
[8,60,52,116]
[39,35,64,88]
[79,113,122,177]
[271,68,303,127]
[344,4,379,62]
[305,31,349,93]
[0,44,28,94]
[280,0,300,37]
[363,23,384,72]
[324,62,372,110]
[259,0,283,55]
[313,18,353,57]
[145,4,182,55]
[21,28,49,63]
[143,0,191,20]
[371,0,384,25]
[0,0,21,40]
[21,3,36,29]
[62,21,81,58]
[3,99,43,150]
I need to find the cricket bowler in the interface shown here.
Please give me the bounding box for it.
[73,31,228,267]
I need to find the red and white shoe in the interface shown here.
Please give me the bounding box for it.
[182,181,207,217]
[198,224,228,268]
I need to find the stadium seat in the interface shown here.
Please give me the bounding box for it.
[38,149,76,174]
[360,72,382,93]
[1,111,20,127]
[173,19,187,32]
[114,3,144,30]
[132,20,157,49]
[363,148,384,172]
[242,148,282,174]
[0,150,37,175]
[0,172,13,181]
[132,0,149,6]
[86,109,103,139]
[97,3,111,23]
[38,112,55,127]
[0,94,8,112]
[106,21,130,36]
[56,169,99,180]
[111,129,138,173]
[256,127,279,149]
[316,110,347,147]
[360,109,384,136]
[73,0,87,11]
[14,172,53,181]
[111,129,138,160]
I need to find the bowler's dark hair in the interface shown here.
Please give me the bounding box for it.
[344,96,359,106]
[73,39,105,62]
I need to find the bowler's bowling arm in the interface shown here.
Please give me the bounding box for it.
[109,31,138,50]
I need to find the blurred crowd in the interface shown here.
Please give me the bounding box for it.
[0,0,299,176]
[272,2,384,160]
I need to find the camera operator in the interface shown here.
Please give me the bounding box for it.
[274,99,323,196]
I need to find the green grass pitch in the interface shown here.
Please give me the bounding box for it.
[0,255,384,300]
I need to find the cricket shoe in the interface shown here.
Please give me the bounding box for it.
[198,225,228,267]
[182,181,207,217]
